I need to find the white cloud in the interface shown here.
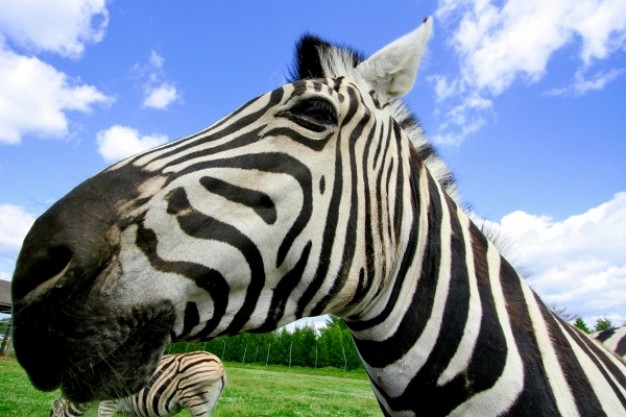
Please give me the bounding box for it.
[283,316,329,334]
[143,83,179,109]
[431,94,493,146]
[491,192,626,324]
[432,0,626,145]
[0,0,112,145]
[0,204,36,281]
[0,45,112,144]
[148,49,164,70]
[575,0,626,65]
[137,50,180,110]
[546,68,625,96]
[0,0,108,58]
[96,125,168,163]
[430,74,465,103]
[0,205,35,256]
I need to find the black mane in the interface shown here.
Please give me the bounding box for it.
[288,34,365,81]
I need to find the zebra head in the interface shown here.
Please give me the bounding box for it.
[12,18,435,402]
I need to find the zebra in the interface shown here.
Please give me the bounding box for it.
[10,16,626,416]
[51,398,88,417]
[592,327,626,359]
[50,351,226,417]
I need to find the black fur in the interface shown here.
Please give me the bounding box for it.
[288,34,364,81]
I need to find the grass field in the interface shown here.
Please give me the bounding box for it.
[0,356,381,416]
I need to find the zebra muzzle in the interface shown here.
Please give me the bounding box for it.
[12,295,176,402]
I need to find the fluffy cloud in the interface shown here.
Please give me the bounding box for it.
[0,0,108,58]
[0,204,36,281]
[0,205,35,256]
[0,46,112,144]
[0,0,112,145]
[432,0,626,145]
[430,93,494,146]
[138,51,180,110]
[546,68,625,96]
[96,125,168,163]
[143,83,179,109]
[490,192,626,324]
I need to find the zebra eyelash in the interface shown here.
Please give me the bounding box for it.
[279,97,338,132]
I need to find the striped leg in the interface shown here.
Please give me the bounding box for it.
[181,374,227,417]
[97,400,119,417]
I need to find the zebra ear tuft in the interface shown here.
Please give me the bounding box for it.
[354,17,433,103]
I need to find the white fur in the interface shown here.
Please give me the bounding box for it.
[591,326,626,358]
[437,207,482,386]
[519,279,580,416]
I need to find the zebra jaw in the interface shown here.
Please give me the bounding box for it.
[13,288,175,402]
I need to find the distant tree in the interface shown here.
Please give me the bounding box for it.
[594,317,613,332]
[574,317,591,334]
[291,326,317,367]
[316,316,363,370]
[273,328,293,365]
[165,315,363,370]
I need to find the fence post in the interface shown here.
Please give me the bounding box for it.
[314,345,318,370]
[242,343,247,365]
[341,343,347,372]
[265,344,271,368]
[0,319,11,355]
[222,340,226,361]
[288,341,293,369]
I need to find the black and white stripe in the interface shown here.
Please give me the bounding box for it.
[593,327,626,359]
[51,398,88,417]
[12,17,626,416]
[51,351,226,417]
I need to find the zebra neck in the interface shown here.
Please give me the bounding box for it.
[347,166,535,414]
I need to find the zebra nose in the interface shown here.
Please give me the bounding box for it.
[12,240,74,301]
[11,197,115,303]
[11,165,150,304]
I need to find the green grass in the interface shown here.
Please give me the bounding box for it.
[0,356,381,416]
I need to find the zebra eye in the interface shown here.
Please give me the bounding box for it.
[285,98,338,130]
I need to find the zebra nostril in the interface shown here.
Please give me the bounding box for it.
[12,244,73,301]
[43,245,74,280]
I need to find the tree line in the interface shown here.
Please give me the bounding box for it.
[167,316,364,370]
[573,316,614,334]
[551,305,618,335]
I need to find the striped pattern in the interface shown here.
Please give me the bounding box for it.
[11,18,626,416]
[593,327,626,359]
[51,398,88,417]
[51,352,226,417]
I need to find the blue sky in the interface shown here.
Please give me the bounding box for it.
[1,0,625,327]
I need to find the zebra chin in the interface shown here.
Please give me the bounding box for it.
[12,296,176,403]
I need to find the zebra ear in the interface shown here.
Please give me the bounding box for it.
[354,17,433,103]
